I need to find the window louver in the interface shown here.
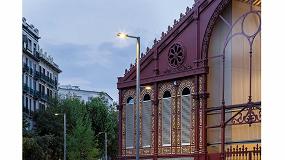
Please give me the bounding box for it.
[162,98,171,146]
[181,95,191,145]
[126,103,134,148]
[142,100,152,147]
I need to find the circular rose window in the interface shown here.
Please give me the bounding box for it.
[168,43,185,68]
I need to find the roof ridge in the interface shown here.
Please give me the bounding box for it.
[123,2,198,77]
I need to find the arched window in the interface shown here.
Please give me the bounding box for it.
[126,97,134,148]
[163,91,171,98]
[181,87,191,145]
[143,94,151,101]
[127,97,134,104]
[162,90,171,146]
[142,94,151,147]
[182,87,190,95]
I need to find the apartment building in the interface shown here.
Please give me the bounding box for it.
[22,17,61,117]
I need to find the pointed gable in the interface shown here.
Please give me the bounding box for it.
[117,0,234,89]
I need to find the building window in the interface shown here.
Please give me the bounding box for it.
[181,87,191,145]
[34,100,37,112]
[33,43,37,54]
[126,97,134,148]
[25,75,28,85]
[25,97,28,113]
[29,99,32,115]
[28,39,32,51]
[162,91,171,146]
[29,77,32,89]
[142,94,151,148]
[34,80,36,91]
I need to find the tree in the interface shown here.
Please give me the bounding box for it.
[87,97,119,159]
[67,104,99,160]
[23,97,119,159]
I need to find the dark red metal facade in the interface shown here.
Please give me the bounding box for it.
[117,0,261,159]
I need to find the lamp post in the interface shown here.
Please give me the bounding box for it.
[55,113,66,160]
[117,32,140,160]
[96,132,107,160]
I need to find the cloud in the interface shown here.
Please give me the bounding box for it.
[23,0,195,101]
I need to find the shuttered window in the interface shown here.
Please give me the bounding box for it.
[181,95,191,145]
[126,98,134,148]
[142,100,152,147]
[162,97,171,146]
[181,88,191,145]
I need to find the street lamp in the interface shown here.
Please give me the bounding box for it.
[95,132,108,160]
[55,113,66,160]
[117,32,140,160]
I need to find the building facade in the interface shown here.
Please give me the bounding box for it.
[22,17,61,117]
[58,85,114,107]
[117,0,261,160]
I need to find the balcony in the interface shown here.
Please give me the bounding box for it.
[34,90,41,99]
[29,68,33,75]
[40,94,48,102]
[23,84,29,93]
[23,63,29,72]
[34,71,40,79]
[39,73,56,87]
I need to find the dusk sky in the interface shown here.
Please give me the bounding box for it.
[23,0,195,102]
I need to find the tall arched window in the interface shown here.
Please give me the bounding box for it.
[142,94,151,147]
[126,97,134,148]
[162,91,171,146]
[181,88,191,145]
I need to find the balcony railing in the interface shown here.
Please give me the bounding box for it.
[23,84,29,93]
[23,63,29,72]
[34,90,41,99]
[29,68,33,75]
[34,71,40,79]
[38,73,57,87]
[40,94,48,102]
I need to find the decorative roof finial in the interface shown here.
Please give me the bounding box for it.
[174,19,178,25]
[146,47,150,52]
[168,25,172,32]
[153,38,158,44]
[186,6,190,13]
[180,13,184,20]
[161,32,165,38]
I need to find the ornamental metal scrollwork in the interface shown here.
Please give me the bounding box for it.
[231,103,261,126]
[168,43,185,68]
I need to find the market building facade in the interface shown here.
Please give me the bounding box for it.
[117,0,261,159]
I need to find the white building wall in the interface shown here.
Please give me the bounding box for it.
[58,86,114,107]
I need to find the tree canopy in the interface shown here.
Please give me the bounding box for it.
[23,97,118,160]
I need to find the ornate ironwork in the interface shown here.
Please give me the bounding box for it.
[168,43,185,68]
[230,102,261,126]
[225,144,261,160]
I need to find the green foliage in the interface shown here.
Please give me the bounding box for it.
[87,97,118,158]
[23,136,44,160]
[67,104,99,160]
[23,97,118,160]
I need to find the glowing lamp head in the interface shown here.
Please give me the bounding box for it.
[117,32,128,39]
[54,113,59,116]
[145,86,152,90]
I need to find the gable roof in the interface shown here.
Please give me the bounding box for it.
[119,1,200,80]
